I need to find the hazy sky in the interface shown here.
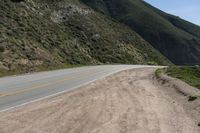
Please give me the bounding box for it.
[144,0,200,26]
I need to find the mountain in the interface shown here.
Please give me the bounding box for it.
[81,0,200,65]
[0,0,171,75]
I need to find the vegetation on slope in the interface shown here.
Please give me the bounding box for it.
[166,66,200,90]
[0,0,171,76]
[82,0,200,65]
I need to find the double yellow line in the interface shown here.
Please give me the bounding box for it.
[0,70,106,98]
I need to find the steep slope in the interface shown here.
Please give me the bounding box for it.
[81,0,200,65]
[143,2,200,39]
[0,0,171,75]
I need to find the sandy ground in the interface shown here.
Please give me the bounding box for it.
[0,68,200,133]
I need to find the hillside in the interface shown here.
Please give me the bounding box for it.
[0,0,171,76]
[82,0,200,65]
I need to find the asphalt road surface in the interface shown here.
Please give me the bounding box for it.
[0,65,156,112]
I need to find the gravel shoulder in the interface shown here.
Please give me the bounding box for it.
[0,68,200,133]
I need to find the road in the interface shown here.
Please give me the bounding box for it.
[1,67,199,133]
[0,65,155,112]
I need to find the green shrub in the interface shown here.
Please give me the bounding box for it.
[0,46,5,52]
[11,0,24,3]
[147,61,158,66]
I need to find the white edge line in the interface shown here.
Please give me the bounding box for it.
[0,66,159,113]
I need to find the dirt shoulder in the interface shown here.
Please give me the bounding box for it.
[0,68,200,133]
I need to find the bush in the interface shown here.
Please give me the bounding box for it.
[0,46,5,52]
[11,0,24,2]
[147,61,158,66]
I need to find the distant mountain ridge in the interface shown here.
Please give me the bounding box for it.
[81,0,200,65]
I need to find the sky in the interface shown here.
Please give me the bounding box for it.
[144,0,200,26]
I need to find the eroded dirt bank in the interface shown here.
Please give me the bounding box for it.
[0,68,200,133]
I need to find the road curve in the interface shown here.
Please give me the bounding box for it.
[0,65,158,112]
[1,67,199,133]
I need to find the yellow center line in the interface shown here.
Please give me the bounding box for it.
[0,70,106,98]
